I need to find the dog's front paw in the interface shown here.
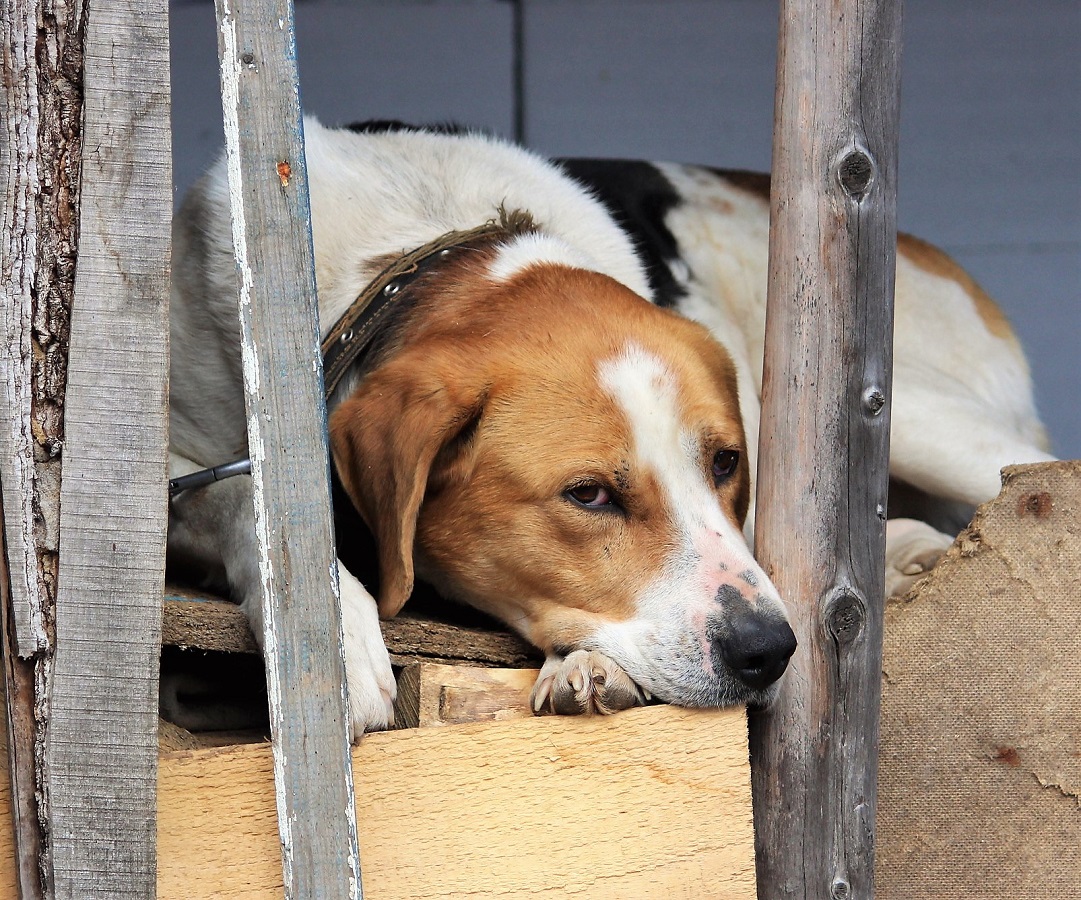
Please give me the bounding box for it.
[338,563,396,740]
[885,518,955,597]
[530,650,647,717]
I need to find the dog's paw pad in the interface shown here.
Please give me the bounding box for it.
[530,650,646,717]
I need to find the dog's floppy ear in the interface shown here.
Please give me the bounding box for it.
[328,349,485,618]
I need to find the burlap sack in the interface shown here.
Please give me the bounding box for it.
[878,461,1081,898]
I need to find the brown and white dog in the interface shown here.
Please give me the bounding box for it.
[167,119,1053,737]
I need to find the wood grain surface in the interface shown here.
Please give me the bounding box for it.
[749,0,902,897]
[154,706,755,900]
[40,2,172,896]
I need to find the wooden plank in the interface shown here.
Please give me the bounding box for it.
[155,705,755,900]
[393,663,539,728]
[162,593,542,666]
[0,0,47,659]
[748,0,902,898]
[1,3,84,895]
[0,707,755,899]
[38,2,171,896]
[213,0,360,895]
[162,592,259,655]
[382,614,541,668]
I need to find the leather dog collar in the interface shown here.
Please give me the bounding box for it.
[321,210,536,400]
[171,210,535,498]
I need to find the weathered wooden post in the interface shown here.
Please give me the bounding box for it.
[42,4,172,893]
[214,0,362,895]
[2,1,172,897]
[0,1,80,893]
[749,0,903,897]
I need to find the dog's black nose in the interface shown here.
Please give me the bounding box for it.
[716,611,797,691]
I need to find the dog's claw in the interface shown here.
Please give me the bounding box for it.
[530,650,646,717]
[531,677,553,714]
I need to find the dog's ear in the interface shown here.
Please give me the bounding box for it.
[328,349,485,618]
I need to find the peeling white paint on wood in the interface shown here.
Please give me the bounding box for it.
[213,0,361,895]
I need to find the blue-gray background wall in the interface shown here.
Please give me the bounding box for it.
[170,0,1080,457]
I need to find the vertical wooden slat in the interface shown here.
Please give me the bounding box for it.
[1,3,51,895]
[214,1,361,896]
[0,0,47,660]
[0,558,45,900]
[1,2,84,897]
[41,2,171,896]
[749,0,903,898]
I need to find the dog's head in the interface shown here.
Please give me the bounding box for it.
[329,248,795,707]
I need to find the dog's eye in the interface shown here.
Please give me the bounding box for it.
[712,449,740,485]
[565,482,614,509]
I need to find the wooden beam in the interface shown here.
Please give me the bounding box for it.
[162,592,542,667]
[213,0,360,895]
[393,663,539,728]
[159,706,755,899]
[749,0,902,897]
[40,2,171,896]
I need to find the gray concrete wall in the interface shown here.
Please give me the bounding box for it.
[170,0,1080,457]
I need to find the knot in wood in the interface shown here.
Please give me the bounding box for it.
[863,386,887,416]
[825,591,865,645]
[837,149,874,198]
[831,877,851,899]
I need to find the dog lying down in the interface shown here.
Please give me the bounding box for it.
[167,119,1054,737]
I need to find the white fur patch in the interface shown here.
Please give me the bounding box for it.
[487,233,598,283]
[598,343,729,538]
[337,561,396,735]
